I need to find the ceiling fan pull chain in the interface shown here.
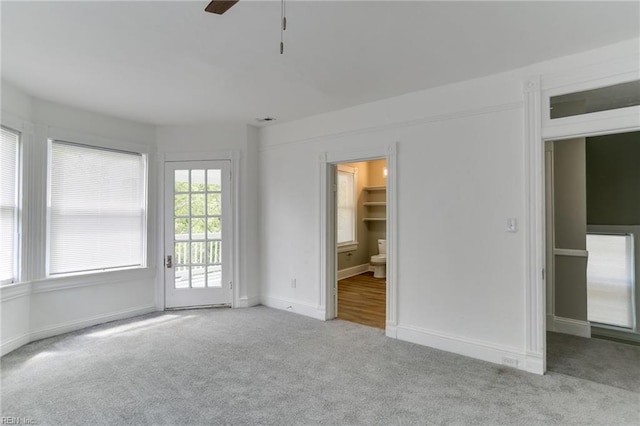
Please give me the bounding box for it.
[280,0,286,54]
[283,0,287,30]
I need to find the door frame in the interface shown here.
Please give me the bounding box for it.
[158,150,240,310]
[319,143,398,337]
[524,58,640,374]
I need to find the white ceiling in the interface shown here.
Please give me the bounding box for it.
[2,1,639,126]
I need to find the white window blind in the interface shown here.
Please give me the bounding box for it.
[1,127,20,284]
[337,166,356,245]
[49,141,146,275]
[586,233,635,328]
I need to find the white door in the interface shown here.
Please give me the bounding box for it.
[164,161,232,308]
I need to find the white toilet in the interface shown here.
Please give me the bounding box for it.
[370,239,387,279]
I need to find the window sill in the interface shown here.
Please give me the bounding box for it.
[33,267,156,294]
[337,242,359,253]
[1,268,156,302]
[0,282,33,302]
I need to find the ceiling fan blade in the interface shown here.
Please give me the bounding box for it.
[205,0,239,15]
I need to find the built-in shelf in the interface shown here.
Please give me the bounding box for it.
[363,186,386,223]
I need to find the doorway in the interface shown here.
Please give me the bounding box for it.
[335,160,387,329]
[164,160,233,309]
[544,130,640,388]
[321,144,397,334]
[545,131,640,339]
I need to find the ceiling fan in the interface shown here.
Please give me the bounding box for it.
[204,1,239,15]
[204,0,289,54]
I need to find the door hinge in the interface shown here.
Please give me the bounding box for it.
[542,268,545,280]
[333,183,337,192]
[166,255,172,268]
[229,281,233,290]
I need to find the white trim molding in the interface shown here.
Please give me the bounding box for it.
[29,304,157,342]
[47,125,154,156]
[31,267,156,294]
[337,264,370,280]
[0,282,32,302]
[553,248,588,258]
[523,76,546,375]
[530,49,640,373]
[159,150,241,309]
[2,333,31,357]
[320,142,398,327]
[260,295,326,321]
[1,304,157,356]
[547,315,591,338]
[396,324,536,373]
[259,101,523,152]
[541,59,640,141]
[236,296,261,308]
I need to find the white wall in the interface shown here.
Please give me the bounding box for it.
[155,123,260,308]
[258,39,640,371]
[1,81,158,355]
[1,83,261,355]
[2,36,637,363]
[258,77,526,347]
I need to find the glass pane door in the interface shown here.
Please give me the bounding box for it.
[165,161,231,308]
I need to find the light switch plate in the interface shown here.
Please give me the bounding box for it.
[507,218,518,233]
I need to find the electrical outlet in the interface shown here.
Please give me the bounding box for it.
[291,278,296,288]
[502,357,519,368]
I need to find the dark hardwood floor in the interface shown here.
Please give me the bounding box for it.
[337,272,386,329]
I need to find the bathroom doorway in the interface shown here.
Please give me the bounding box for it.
[335,159,387,329]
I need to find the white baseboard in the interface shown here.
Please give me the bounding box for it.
[548,315,591,338]
[546,313,555,332]
[396,324,528,372]
[385,324,398,339]
[261,295,326,320]
[1,333,31,357]
[524,352,545,375]
[337,264,370,280]
[236,296,261,308]
[29,304,157,347]
[2,304,157,356]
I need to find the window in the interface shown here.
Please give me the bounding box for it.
[48,141,147,275]
[587,233,635,328]
[550,80,640,119]
[1,127,20,284]
[337,165,357,250]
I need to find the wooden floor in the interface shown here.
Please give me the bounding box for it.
[337,272,386,329]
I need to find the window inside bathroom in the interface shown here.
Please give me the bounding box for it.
[337,165,357,250]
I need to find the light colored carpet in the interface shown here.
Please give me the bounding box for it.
[547,331,640,393]
[2,306,639,425]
